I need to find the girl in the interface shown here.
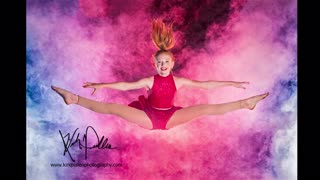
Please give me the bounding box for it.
[52,19,269,130]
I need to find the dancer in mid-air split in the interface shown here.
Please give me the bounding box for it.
[52,19,269,130]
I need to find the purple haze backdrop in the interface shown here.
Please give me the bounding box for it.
[27,0,297,179]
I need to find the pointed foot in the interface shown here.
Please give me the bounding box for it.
[241,92,269,110]
[51,85,79,105]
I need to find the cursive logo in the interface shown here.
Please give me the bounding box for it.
[59,126,117,162]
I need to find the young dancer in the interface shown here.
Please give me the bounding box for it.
[52,19,268,130]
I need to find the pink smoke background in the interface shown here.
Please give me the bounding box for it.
[27,0,297,179]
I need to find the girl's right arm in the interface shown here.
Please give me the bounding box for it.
[83,77,153,95]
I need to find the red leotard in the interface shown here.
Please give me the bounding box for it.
[128,74,182,130]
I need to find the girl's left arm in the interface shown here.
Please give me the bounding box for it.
[175,77,249,90]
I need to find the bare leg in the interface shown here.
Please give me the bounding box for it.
[51,86,152,129]
[166,93,269,129]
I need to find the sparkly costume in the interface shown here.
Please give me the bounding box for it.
[128,74,182,130]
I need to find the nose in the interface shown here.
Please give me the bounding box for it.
[161,62,165,66]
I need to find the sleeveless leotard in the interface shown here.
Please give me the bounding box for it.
[128,74,182,130]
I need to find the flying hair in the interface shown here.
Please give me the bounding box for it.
[151,18,175,51]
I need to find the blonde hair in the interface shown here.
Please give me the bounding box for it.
[151,19,176,62]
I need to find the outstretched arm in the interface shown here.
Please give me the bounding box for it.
[83,77,152,95]
[175,77,249,90]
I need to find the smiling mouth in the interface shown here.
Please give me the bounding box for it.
[161,67,168,71]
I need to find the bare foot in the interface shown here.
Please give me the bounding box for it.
[241,93,269,110]
[51,86,79,105]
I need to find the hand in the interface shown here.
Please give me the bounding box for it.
[232,81,249,89]
[82,82,102,95]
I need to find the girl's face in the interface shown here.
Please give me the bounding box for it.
[154,53,175,77]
